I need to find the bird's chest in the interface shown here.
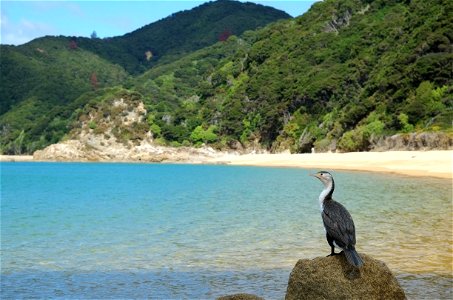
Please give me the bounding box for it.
[318,197,325,212]
[318,189,331,211]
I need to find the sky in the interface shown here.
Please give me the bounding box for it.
[0,0,317,46]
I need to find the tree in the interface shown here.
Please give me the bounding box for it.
[218,29,232,42]
[69,39,78,49]
[190,125,218,144]
[91,31,98,39]
[12,130,26,155]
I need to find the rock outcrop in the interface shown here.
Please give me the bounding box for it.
[285,253,406,300]
[33,139,219,163]
[371,132,453,151]
[33,93,222,163]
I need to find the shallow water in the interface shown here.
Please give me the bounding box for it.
[1,163,452,299]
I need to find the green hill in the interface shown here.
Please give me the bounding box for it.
[0,0,289,154]
[1,0,452,155]
[0,37,129,153]
[75,0,291,74]
[128,0,452,152]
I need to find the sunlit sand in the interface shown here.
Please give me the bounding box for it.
[210,150,452,179]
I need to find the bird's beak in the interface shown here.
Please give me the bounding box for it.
[309,173,319,179]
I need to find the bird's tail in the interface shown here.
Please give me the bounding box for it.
[344,248,364,268]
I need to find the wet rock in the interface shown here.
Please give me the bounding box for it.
[217,293,264,300]
[285,253,406,300]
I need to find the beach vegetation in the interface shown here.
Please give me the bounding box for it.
[397,113,414,133]
[88,121,97,130]
[190,125,219,144]
[150,124,162,137]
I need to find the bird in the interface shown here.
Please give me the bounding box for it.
[310,171,364,268]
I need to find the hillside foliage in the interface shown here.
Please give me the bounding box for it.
[0,0,288,154]
[0,37,128,154]
[1,0,451,154]
[74,0,290,74]
[129,0,452,152]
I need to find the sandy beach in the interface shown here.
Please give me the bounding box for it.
[211,150,453,179]
[0,155,35,162]
[1,150,452,179]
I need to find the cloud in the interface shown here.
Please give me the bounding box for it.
[1,12,56,45]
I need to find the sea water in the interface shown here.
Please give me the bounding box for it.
[1,162,452,299]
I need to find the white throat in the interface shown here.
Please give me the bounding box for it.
[318,182,333,211]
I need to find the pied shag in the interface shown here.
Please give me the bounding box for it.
[311,171,364,268]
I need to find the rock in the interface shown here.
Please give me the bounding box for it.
[32,95,225,163]
[217,293,264,300]
[33,140,91,161]
[33,138,221,163]
[285,253,406,300]
[372,132,453,151]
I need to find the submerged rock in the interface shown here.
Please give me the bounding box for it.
[217,293,264,300]
[285,253,406,300]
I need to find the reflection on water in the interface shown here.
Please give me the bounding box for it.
[0,269,291,299]
[1,163,452,299]
[345,173,453,276]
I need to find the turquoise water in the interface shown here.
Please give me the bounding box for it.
[1,162,452,299]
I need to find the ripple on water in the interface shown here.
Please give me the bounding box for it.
[1,163,452,298]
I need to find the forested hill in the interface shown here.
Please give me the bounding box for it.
[1,0,452,155]
[73,0,292,74]
[129,0,452,152]
[0,0,290,154]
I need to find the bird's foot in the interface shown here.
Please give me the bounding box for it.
[327,250,344,257]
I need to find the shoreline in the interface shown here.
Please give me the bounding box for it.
[210,150,452,179]
[0,155,35,162]
[1,150,451,179]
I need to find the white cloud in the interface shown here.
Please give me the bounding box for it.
[1,13,56,45]
[0,11,9,29]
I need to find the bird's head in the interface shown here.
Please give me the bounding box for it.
[310,171,333,187]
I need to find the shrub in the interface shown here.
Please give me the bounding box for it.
[150,123,162,137]
[88,121,97,130]
[338,127,366,152]
[190,125,218,144]
[364,119,385,137]
[398,113,414,133]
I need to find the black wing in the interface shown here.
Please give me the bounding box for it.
[322,200,356,248]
